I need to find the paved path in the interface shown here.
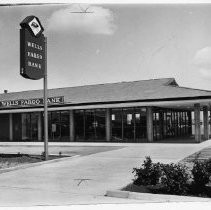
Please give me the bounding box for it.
[182,145,211,162]
[0,141,211,206]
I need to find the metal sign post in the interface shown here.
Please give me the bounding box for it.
[20,16,48,160]
[44,37,48,160]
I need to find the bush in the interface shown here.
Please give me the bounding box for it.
[133,156,162,186]
[160,163,190,195]
[132,157,211,196]
[122,183,151,193]
[191,159,211,192]
[133,157,190,195]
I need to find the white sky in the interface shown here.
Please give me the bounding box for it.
[1,1,211,93]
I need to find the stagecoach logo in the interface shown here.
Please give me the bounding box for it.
[20,16,44,38]
[20,15,45,80]
[28,17,42,37]
[0,96,64,108]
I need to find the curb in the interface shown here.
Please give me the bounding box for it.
[106,190,129,198]
[0,155,80,174]
[105,190,211,202]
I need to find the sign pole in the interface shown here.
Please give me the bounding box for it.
[44,36,48,161]
[20,16,49,161]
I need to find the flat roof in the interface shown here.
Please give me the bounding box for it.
[1,78,211,107]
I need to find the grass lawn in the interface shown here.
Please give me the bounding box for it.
[0,153,69,170]
[0,145,123,172]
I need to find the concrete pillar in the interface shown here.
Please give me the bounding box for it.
[69,110,75,142]
[159,111,164,140]
[203,106,209,140]
[187,111,192,135]
[147,107,153,142]
[210,107,211,138]
[9,113,13,141]
[106,108,112,141]
[38,112,42,141]
[194,103,201,142]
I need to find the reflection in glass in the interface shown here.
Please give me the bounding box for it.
[112,109,123,141]
[0,114,9,141]
[75,109,106,141]
[111,107,147,142]
[135,108,147,141]
[48,111,70,141]
[75,110,85,140]
[153,109,192,141]
[22,113,39,141]
[123,108,134,141]
[61,111,70,140]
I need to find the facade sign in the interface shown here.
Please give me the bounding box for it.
[0,96,64,108]
[20,16,45,80]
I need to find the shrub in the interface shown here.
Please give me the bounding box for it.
[191,158,211,192]
[122,183,151,193]
[132,157,211,196]
[133,156,162,186]
[160,163,190,195]
[132,157,190,195]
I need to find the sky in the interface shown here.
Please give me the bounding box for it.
[1,2,211,93]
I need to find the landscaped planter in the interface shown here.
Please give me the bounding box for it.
[129,156,211,198]
[122,183,164,194]
[122,182,211,198]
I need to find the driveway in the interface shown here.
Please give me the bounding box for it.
[0,141,211,206]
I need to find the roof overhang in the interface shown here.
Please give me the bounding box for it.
[0,97,211,113]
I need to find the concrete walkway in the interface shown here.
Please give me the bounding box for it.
[0,141,211,206]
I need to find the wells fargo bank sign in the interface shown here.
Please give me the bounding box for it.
[20,16,45,80]
[0,96,64,108]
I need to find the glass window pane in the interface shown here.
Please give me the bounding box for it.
[111,109,123,141]
[85,110,95,140]
[0,114,9,141]
[61,111,69,141]
[22,113,31,141]
[31,113,38,140]
[123,108,134,141]
[135,113,140,120]
[50,111,61,140]
[13,113,22,141]
[127,114,133,125]
[95,109,106,140]
[135,108,146,141]
[75,110,85,141]
[112,114,115,121]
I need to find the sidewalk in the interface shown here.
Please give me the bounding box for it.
[1,139,210,147]
[0,140,211,206]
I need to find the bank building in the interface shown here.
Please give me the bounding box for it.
[0,78,210,143]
